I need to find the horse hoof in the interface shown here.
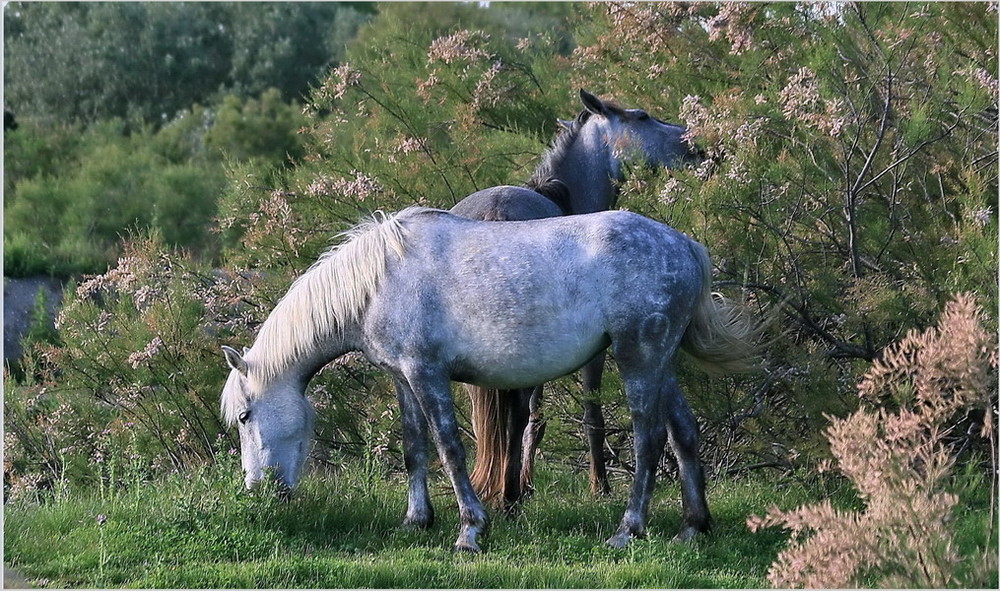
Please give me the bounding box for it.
[453,542,481,554]
[400,515,434,530]
[672,526,700,543]
[606,533,632,549]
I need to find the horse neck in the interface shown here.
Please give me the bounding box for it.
[247,325,361,388]
[541,123,620,215]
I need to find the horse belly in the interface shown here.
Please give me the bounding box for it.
[450,309,608,389]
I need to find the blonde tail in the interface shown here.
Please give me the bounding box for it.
[467,384,509,508]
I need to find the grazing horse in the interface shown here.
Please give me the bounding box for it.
[450,89,700,510]
[220,207,759,552]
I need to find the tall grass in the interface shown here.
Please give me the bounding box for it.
[5,459,849,589]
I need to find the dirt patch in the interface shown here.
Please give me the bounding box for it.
[3,276,64,361]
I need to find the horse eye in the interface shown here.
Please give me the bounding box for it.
[238,410,251,424]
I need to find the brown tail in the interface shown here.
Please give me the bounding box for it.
[467,384,511,508]
[681,241,764,374]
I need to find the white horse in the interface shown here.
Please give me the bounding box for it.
[220,207,759,552]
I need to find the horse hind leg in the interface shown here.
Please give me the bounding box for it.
[609,374,710,547]
[519,384,545,499]
[663,378,711,541]
[607,312,687,549]
[606,376,669,549]
[501,387,531,514]
[581,351,612,496]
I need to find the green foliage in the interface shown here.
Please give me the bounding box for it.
[3,85,317,277]
[571,2,998,470]
[205,89,307,166]
[148,104,215,165]
[4,234,232,491]
[3,121,226,276]
[296,2,580,218]
[2,119,85,195]
[23,289,60,348]
[11,288,64,383]
[3,2,371,126]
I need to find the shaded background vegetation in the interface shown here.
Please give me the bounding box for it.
[4,2,997,586]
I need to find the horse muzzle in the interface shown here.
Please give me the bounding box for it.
[244,466,297,501]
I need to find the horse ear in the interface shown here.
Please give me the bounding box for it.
[579,89,606,116]
[222,345,248,375]
[556,118,574,130]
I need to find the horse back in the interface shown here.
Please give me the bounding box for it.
[361,210,703,386]
[450,186,564,221]
[390,209,702,309]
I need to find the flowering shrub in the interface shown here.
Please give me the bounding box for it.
[748,294,997,588]
[297,3,576,225]
[4,236,230,495]
[211,1,997,480]
[4,230,398,497]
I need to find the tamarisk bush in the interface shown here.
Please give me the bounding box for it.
[571,0,998,474]
[3,227,399,497]
[748,293,997,588]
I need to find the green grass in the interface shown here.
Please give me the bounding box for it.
[2,460,987,588]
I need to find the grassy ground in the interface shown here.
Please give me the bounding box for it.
[2,459,990,589]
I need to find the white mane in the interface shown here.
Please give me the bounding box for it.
[246,207,421,383]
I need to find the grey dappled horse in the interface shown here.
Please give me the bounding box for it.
[220,207,759,552]
[450,89,700,509]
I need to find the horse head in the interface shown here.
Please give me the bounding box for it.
[578,88,699,171]
[220,345,315,494]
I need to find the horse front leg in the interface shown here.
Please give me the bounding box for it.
[404,370,489,553]
[394,379,434,529]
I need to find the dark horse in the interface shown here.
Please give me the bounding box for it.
[450,89,700,510]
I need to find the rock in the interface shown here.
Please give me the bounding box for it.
[3,566,31,589]
[3,276,64,361]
